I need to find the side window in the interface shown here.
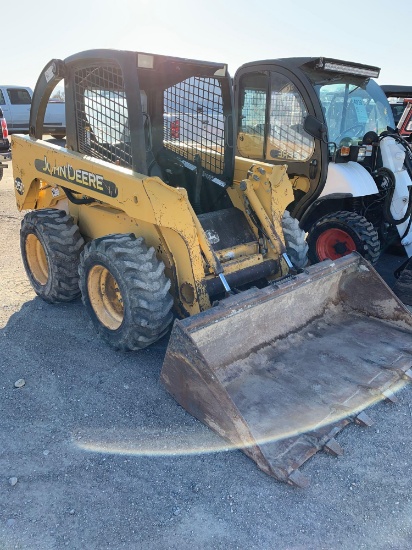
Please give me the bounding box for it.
[7,88,32,105]
[237,72,314,162]
[73,64,132,167]
[163,77,225,175]
[0,90,5,105]
[266,73,314,162]
[238,73,268,160]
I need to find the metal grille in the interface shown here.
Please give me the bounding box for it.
[163,77,225,175]
[74,64,132,167]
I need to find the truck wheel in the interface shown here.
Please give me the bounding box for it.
[79,234,174,351]
[281,210,308,268]
[20,209,85,303]
[307,211,380,264]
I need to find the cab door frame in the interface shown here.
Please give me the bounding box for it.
[234,61,329,222]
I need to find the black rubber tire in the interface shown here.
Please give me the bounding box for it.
[20,208,85,303]
[307,211,380,264]
[0,167,3,181]
[79,234,174,351]
[281,210,308,269]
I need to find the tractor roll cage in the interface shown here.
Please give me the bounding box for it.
[29,49,234,182]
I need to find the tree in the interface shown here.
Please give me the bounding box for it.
[51,89,65,101]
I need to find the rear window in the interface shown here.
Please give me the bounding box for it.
[7,88,31,105]
[163,76,225,175]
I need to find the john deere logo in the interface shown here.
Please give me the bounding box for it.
[35,156,118,198]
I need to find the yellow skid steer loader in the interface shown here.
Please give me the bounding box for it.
[11,50,412,486]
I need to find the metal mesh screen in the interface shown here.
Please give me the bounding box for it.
[163,77,225,175]
[74,64,132,167]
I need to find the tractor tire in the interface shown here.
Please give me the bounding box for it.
[20,208,85,303]
[79,234,174,351]
[307,211,380,265]
[281,210,308,269]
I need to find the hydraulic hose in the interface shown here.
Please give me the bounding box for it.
[62,187,95,205]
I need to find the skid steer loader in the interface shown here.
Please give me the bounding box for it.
[11,49,412,486]
[233,57,412,305]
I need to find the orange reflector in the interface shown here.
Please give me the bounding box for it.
[1,118,8,139]
[340,146,350,156]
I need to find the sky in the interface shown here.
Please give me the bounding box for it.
[5,0,410,89]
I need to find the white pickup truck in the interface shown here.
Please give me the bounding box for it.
[0,85,65,138]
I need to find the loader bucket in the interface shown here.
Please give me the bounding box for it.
[393,257,412,306]
[160,254,412,486]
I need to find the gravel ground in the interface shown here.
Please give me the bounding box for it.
[1,159,412,550]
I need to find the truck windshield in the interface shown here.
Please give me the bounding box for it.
[314,80,394,145]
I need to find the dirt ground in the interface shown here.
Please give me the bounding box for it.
[1,159,412,550]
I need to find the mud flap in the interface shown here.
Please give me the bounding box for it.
[160,254,412,486]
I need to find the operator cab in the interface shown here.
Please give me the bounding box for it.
[29,50,235,216]
[234,57,394,221]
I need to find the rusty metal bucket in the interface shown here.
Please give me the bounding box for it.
[393,257,412,306]
[160,254,412,486]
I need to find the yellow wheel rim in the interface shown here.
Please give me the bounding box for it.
[25,234,49,285]
[87,265,124,330]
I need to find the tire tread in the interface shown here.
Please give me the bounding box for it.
[79,234,173,351]
[20,208,85,303]
[307,210,380,264]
